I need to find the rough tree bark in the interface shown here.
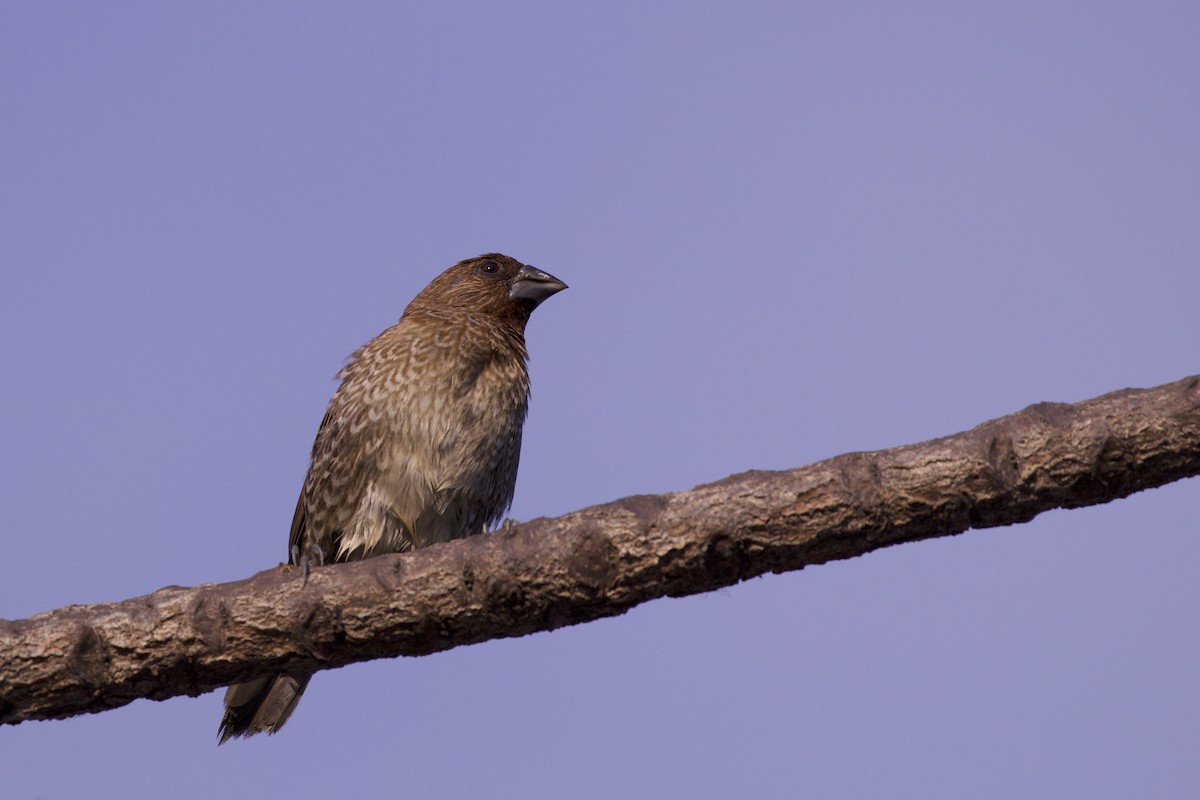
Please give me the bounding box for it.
[2,374,1198,726]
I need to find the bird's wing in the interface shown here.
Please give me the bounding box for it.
[288,408,345,564]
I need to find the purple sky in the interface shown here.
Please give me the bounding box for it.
[3,3,1198,797]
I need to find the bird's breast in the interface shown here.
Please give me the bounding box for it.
[363,339,530,547]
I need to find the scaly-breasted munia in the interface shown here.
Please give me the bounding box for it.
[218,254,566,741]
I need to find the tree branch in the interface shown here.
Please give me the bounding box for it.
[3,375,1198,725]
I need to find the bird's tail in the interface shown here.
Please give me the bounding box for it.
[218,673,312,743]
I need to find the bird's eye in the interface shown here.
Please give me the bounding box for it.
[479,260,501,275]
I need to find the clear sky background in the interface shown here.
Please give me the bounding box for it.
[2,3,1197,798]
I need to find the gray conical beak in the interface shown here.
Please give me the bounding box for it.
[509,265,568,306]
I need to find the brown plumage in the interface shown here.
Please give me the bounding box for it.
[218,254,566,742]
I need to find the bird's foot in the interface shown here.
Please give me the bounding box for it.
[295,543,327,586]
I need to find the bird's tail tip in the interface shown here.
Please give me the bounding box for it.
[217,673,311,744]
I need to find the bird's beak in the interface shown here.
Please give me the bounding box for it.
[509,265,568,306]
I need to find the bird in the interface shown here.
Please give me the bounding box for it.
[218,253,566,742]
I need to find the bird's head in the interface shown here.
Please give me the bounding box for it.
[405,253,567,326]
